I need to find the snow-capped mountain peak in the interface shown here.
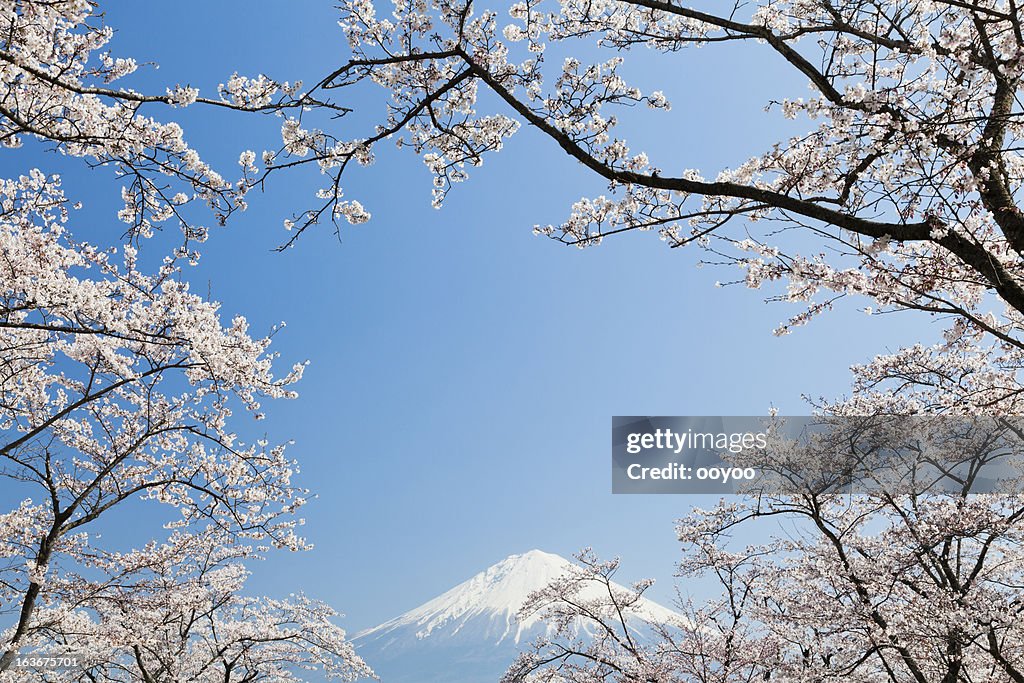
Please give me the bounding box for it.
[356,549,678,646]
[358,550,572,643]
[353,550,680,683]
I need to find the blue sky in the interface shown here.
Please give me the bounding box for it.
[5,1,938,632]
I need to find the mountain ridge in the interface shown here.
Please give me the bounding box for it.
[353,549,680,683]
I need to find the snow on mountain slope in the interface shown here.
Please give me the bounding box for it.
[353,549,680,683]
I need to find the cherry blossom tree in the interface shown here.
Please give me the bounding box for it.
[0,2,369,679]
[0,0,353,244]
[21,529,373,682]
[249,2,1024,675]
[244,21,1024,677]
[12,0,1024,681]
[251,1,1024,678]
[225,0,1024,414]
[15,0,1024,414]
[507,416,1024,682]
[0,169,370,680]
[502,550,755,683]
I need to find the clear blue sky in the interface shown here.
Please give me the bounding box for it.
[6,1,935,632]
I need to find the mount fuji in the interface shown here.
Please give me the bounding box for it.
[353,549,679,683]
